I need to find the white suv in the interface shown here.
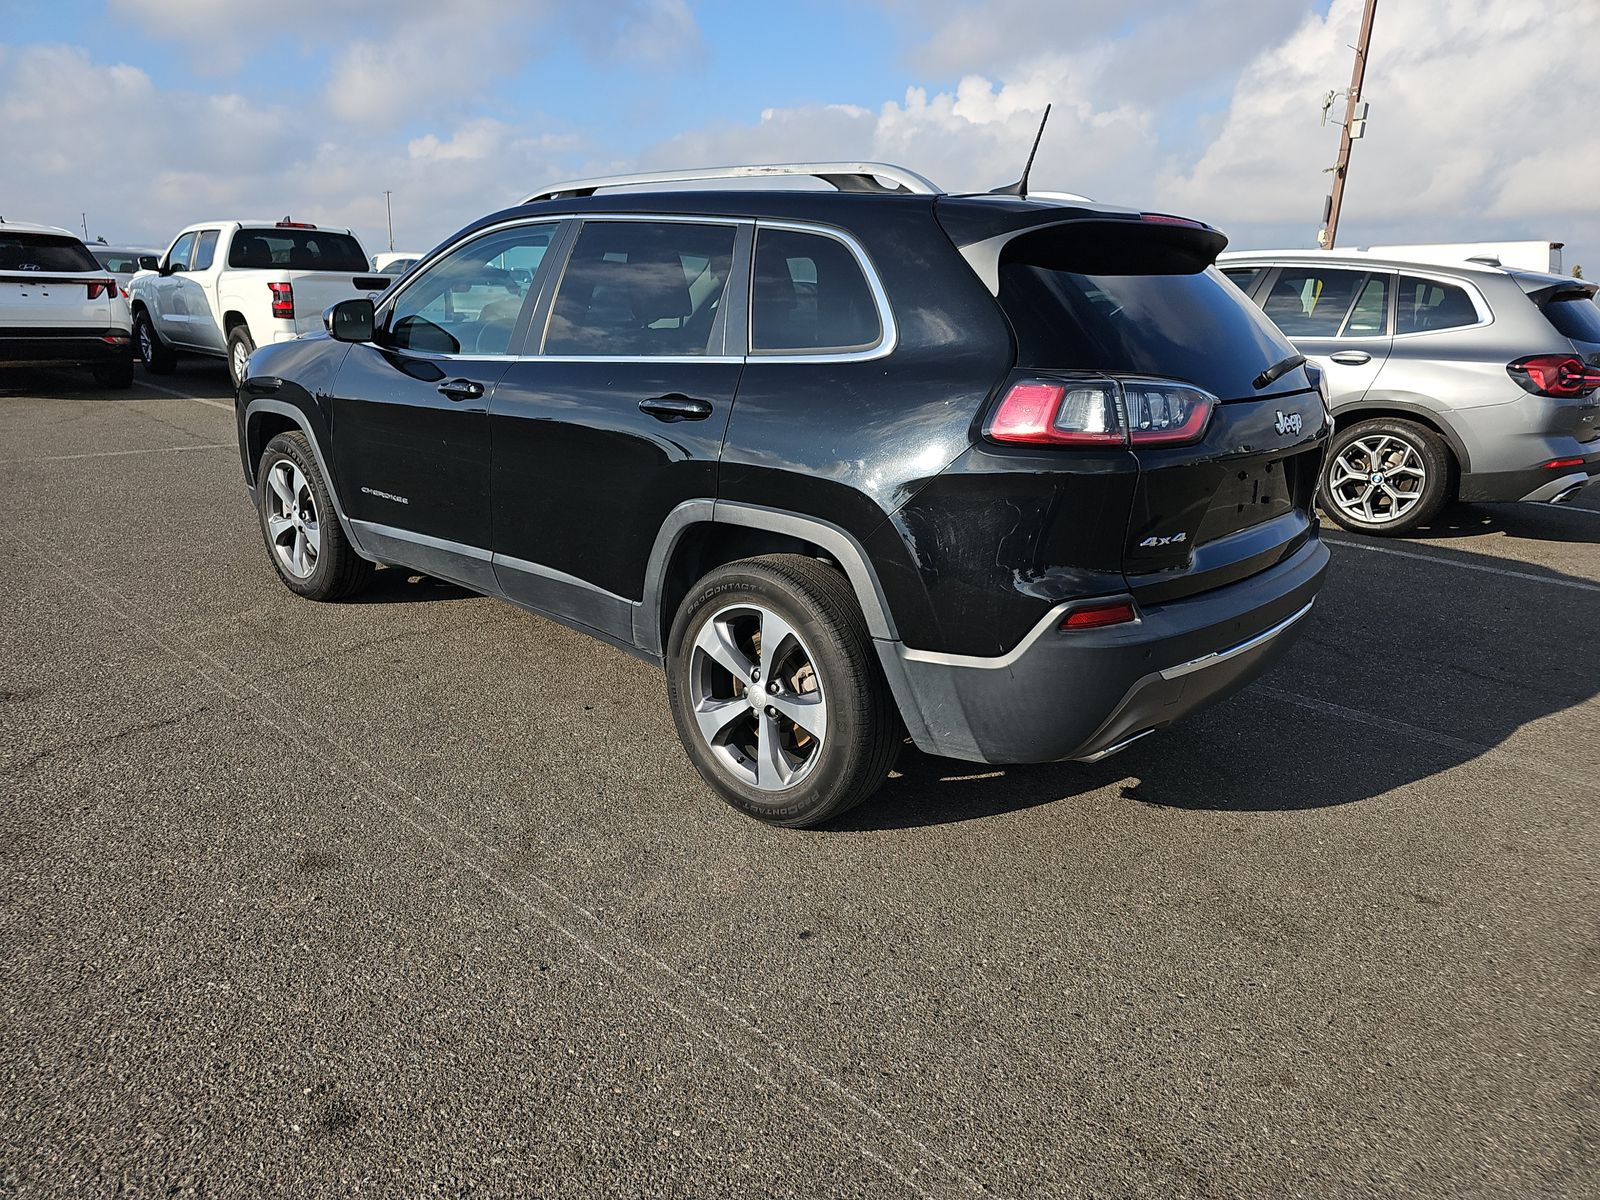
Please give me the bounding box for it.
[129,221,392,387]
[0,220,133,388]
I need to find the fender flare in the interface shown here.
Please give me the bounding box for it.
[242,396,371,559]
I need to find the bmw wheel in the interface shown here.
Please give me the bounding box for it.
[1319,417,1452,535]
[666,555,901,828]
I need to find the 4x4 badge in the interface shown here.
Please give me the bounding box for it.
[1275,410,1303,436]
[1139,532,1187,548]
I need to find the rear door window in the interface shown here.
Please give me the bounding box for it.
[751,228,882,353]
[1342,273,1391,336]
[544,220,736,357]
[1258,267,1367,337]
[191,230,220,272]
[1396,276,1479,334]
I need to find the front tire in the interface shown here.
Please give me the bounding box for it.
[257,431,373,601]
[1319,417,1452,535]
[665,554,901,828]
[134,310,176,375]
[227,325,257,390]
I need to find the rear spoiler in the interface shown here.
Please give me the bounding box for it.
[1518,278,1598,305]
[941,206,1229,295]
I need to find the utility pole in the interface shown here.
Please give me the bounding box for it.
[1321,0,1378,249]
[383,191,394,252]
[80,212,89,240]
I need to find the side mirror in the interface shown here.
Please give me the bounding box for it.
[326,297,375,343]
[157,261,174,276]
[138,255,160,272]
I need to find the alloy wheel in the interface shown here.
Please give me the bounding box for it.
[689,603,828,791]
[231,339,250,384]
[264,460,321,579]
[1327,433,1427,526]
[138,322,154,364]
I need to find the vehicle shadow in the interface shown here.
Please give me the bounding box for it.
[346,567,476,604]
[1401,500,1600,545]
[834,534,1600,831]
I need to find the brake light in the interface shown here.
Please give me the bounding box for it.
[1140,213,1208,229]
[1508,354,1600,398]
[275,220,317,229]
[268,281,294,319]
[86,280,115,300]
[1061,601,1138,630]
[986,378,1216,448]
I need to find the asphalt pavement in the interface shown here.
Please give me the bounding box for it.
[2,363,1597,1198]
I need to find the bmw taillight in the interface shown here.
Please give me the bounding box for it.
[268,281,295,319]
[1508,354,1600,398]
[986,377,1216,448]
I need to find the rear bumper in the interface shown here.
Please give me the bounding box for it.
[881,538,1330,763]
[1460,447,1600,503]
[0,329,131,367]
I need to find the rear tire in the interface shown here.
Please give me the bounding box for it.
[665,554,901,828]
[257,431,373,601]
[134,310,176,375]
[227,325,256,391]
[93,359,134,389]
[1319,417,1452,536]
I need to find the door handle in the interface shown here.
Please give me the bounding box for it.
[639,394,714,422]
[1329,351,1372,365]
[438,378,485,401]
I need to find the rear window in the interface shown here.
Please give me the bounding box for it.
[93,250,148,273]
[998,264,1297,399]
[0,233,99,273]
[228,229,367,272]
[1541,294,1600,344]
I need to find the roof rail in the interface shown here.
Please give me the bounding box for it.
[523,162,942,204]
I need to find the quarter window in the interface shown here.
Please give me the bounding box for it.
[191,230,220,272]
[385,223,556,355]
[544,221,737,357]
[1258,268,1367,337]
[1396,276,1479,334]
[166,232,197,273]
[751,228,881,353]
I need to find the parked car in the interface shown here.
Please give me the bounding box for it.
[0,219,133,387]
[88,243,161,299]
[371,251,421,274]
[235,162,1330,827]
[129,220,392,388]
[1220,250,1600,533]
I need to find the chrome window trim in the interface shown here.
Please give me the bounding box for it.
[745,219,897,365]
[1389,269,1494,339]
[1231,259,1495,341]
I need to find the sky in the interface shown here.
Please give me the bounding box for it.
[2,0,1597,274]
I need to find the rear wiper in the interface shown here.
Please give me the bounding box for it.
[1253,353,1306,390]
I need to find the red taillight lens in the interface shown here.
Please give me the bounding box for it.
[1543,457,1585,470]
[1061,601,1138,630]
[1140,212,1207,229]
[87,280,115,300]
[268,281,294,319]
[1508,354,1600,398]
[986,378,1215,448]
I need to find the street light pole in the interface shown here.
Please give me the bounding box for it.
[1322,0,1379,249]
[383,190,394,252]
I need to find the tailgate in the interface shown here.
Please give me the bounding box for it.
[281,272,392,336]
[0,273,117,333]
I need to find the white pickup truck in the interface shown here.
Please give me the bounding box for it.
[128,220,393,387]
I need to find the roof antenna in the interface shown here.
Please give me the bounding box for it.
[991,104,1051,197]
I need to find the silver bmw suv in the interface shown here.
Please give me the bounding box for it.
[1219,251,1600,534]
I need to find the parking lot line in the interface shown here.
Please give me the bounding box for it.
[0,443,234,465]
[1257,684,1599,794]
[0,525,991,1200]
[1324,537,1600,593]
[132,378,233,411]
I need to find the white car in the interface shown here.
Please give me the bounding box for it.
[129,220,392,387]
[371,251,422,275]
[0,219,133,388]
[88,242,162,300]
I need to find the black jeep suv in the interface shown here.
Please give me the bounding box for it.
[235,162,1331,827]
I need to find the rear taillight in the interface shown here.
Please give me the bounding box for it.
[1508,354,1600,398]
[87,280,115,300]
[986,377,1216,448]
[1060,600,1138,630]
[268,281,294,319]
